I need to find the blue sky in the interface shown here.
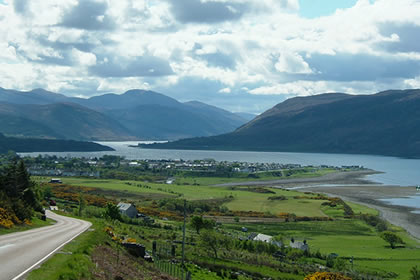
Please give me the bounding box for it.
[0,0,419,113]
[299,0,359,18]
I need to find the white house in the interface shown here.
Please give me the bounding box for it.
[117,202,138,218]
[253,233,273,243]
[252,233,282,247]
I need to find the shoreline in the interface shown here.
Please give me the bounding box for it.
[214,170,379,187]
[283,179,420,241]
[217,170,420,241]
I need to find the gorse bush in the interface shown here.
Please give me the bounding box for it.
[304,272,352,280]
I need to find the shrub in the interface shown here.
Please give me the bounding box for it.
[304,272,352,280]
[0,207,20,228]
[380,231,405,249]
[267,195,287,201]
[411,265,420,280]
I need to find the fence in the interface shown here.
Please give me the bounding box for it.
[154,257,191,280]
[153,241,192,280]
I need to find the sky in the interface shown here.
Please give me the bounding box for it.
[0,0,419,113]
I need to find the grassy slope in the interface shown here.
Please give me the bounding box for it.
[0,216,53,235]
[175,168,338,185]
[36,177,329,217]
[224,220,419,279]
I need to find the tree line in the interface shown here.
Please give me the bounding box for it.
[0,160,42,228]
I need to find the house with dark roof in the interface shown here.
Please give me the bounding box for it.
[117,202,138,218]
[289,239,309,251]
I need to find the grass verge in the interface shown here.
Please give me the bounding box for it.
[0,214,53,235]
[27,216,106,280]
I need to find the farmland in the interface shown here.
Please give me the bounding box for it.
[27,174,420,280]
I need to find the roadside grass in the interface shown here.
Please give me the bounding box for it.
[223,220,420,280]
[27,217,106,280]
[0,215,53,235]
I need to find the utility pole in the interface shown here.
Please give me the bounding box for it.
[182,199,186,266]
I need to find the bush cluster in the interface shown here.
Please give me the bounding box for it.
[0,160,42,228]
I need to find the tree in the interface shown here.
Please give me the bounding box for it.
[190,216,215,234]
[411,266,420,280]
[199,229,231,259]
[380,231,405,249]
[104,203,122,221]
[0,160,41,225]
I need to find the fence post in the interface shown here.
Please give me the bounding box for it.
[153,241,157,256]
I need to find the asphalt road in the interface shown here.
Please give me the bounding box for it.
[0,211,91,280]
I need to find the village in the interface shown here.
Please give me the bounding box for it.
[16,153,365,178]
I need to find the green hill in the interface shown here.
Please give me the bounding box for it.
[143,89,420,158]
[0,102,135,141]
[0,133,114,153]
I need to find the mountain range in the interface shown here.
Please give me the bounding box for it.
[143,89,420,158]
[0,88,248,141]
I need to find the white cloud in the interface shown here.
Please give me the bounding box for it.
[219,87,231,93]
[71,48,96,66]
[0,0,419,112]
[404,76,420,88]
[248,81,329,96]
[97,78,151,93]
[274,52,312,74]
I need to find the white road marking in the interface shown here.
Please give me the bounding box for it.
[0,243,15,251]
[9,218,91,280]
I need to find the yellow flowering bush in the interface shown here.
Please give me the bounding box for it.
[0,207,21,229]
[304,272,352,280]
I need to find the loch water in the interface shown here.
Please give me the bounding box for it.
[19,141,420,187]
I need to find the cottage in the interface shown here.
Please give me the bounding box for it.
[250,233,282,247]
[117,202,138,218]
[49,178,62,184]
[253,233,273,243]
[289,239,309,251]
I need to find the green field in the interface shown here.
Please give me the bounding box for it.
[36,177,332,217]
[32,175,420,279]
[224,220,420,279]
[174,167,339,186]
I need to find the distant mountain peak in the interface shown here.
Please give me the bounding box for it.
[124,89,154,95]
[0,87,248,141]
